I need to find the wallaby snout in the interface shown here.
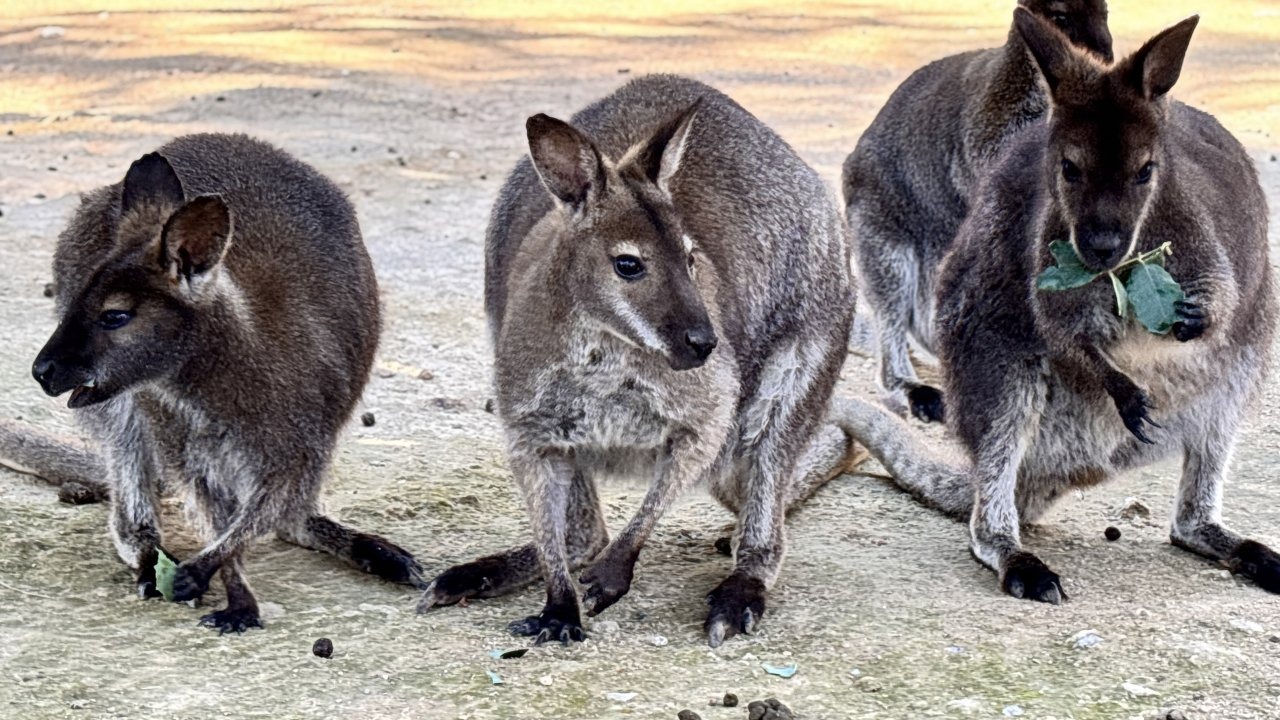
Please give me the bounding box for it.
[669,321,717,370]
[1075,225,1129,270]
[32,328,99,407]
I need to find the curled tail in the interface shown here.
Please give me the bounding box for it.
[0,418,109,504]
[826,395,973,518]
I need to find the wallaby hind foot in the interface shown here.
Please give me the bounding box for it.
[279,514,425,588]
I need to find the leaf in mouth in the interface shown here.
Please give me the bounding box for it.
[1036,240,1183,336]
[1036,241,1101,291]
[1125,262,1185,334]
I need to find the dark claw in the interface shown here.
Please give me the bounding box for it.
[704,573,767,648]
[509,613,587,645]
[907,385,946,424]
[171,561,215,603]
[199,606,263,634]
[135,546,164,600]
[1001,552,1067,604]
[1113,385,1160,444]
[1173,299,1207,342]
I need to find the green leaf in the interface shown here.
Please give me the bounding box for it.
[1109,272,1128,318]
[1036,241,1101,291]
[1125,262,1185,334]
[154,549,177,602]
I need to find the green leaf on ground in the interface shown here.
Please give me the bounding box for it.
[154,550,177,602]
[1125,262,1185,334]
[1036,241,1101,291]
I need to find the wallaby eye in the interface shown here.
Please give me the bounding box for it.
[1050,13,1069,27]
[613,255,646,281]
[98,309,134,330]
[1061,159,1083,184]
[1136,161,1156,185]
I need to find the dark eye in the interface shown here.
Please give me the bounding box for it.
[1050,12,1069,27]
[613,255,646,281]
[98,309,134,330]
[1061,159,1082,184]
[1136,161,1156,185]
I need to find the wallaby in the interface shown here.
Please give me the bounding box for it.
[0,418,109,503]
[833,13,1280,602]
[843,0,1112,423]
[20,133,423,632]
[417,74,861,647]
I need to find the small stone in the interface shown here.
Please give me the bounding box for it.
[39,26,67,39]
[714,537,732,556]
[947,698,983,714]
[1123,682,1158,697]
[215,95,226,102]
[1105,526,1122,541]
[650,635,668,647]
[748,703,767,720]
[1229,618,1263,634]
[1271,155,1277,162]
[1119,497,1151,520]
[856,676,883,692]
[605,692,636,702]
[1164,710,1188,720]
[417,369,434,380]
[312,638,333,658]
[1070,629,1103,649]
[722,693,738,707]
[360,412,375,427]
[538,675,553,686]
[42,282,54,298]
[677,712,701,720]
[1002,705,1024,717]
[484,398,494,413]
[945,644,964,654]
[1269,635,1280,643]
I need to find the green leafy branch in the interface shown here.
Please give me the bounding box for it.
[1036,240,1184,335]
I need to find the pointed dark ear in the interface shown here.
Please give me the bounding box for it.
[629,98,702,193]
[121,152,184,214]
[1125,15,1198,99]
[160,195,232,282]
[526,114,605,210]
[1015,7,1077,93]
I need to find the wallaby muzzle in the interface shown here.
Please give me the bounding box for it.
[33,324,102,408]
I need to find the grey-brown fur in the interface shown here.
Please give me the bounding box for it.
[833,13,1280,601]
[0,418,109,503]
[21,133,423,632]
[419,74,860,647]
[843,0,1111,422]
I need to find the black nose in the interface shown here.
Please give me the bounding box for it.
[33,358,56,389]
[1081,233,1127,269]
[685,328,717,361]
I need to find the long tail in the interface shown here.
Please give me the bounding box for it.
[0,418,109,504]
[277,514,426,589]
[826,395,973,518]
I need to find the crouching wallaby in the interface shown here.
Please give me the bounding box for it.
[843,0,1111,423]
[19,133,423,632]
[833,13,1280,602]
[418,74,861,646]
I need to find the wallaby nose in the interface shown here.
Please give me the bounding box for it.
[685,328,718,361]
[1081,233,1127,269]
[32,358,57,392]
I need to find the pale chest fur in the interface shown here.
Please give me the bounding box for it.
[500,325,738,453]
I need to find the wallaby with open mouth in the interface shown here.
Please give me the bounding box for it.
[843,0,1112,423]
[418,75,861,647]
[15,134,423,632]
[833,12,1279,601]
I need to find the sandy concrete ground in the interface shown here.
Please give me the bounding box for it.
[1,1,1279,718]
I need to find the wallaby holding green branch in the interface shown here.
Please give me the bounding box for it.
[832,12,1279,602]
[842,0,1112,423]
[19,134,423,632]
[418,75,861,647]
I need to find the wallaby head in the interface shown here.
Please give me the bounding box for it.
[33,152,234,408]
[1017,9,1198,272]
[524,101,717,371]
[1017,0,1112,62]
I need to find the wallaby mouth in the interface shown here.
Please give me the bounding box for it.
[67,380,104,409]
[33,354,105,408]
[1075,232,1131,273]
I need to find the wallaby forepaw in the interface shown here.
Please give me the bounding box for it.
[509,611,587,645]
[1114,386,1160,445]
[703,573,767,648]
[1001,552,1067,604]
[1172,299,1207,342]
[1228,540,1280,594]
[907,385,946,424]
[171,562,214,603]
[579,553,637,617]
[199,606,263,635]
[351,534,425,588]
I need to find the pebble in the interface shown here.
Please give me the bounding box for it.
[746,698,794,720]
[42,282,54,298]
[1105,526,1122,541]
[722,693,739,707]
[1163,710,1188,720]
[856,676,884,692]
[714,537,732,556]
[1119,497,1151,520]
[312,638,333,658]
[538,676,553,686]
[361,412,376,427]
[1269,635,1280,644]
[606,692,636,703]
[1123,682,1158,697]
[650,635,669,647]
[947,698,982,714]
[677,712,702,720]
[1229,618,1262,634]
[595,620,620,634]
[1070,629,1103,649]
[39,26,67,39]
[1002,705,1024,717]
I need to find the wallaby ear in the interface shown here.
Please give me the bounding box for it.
[1014,7,1078,93]
[526,114,605,210]
[121,152,184,214]
[1125,15,1198,99]
[630,98,702,194]
[160,195,232,282]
